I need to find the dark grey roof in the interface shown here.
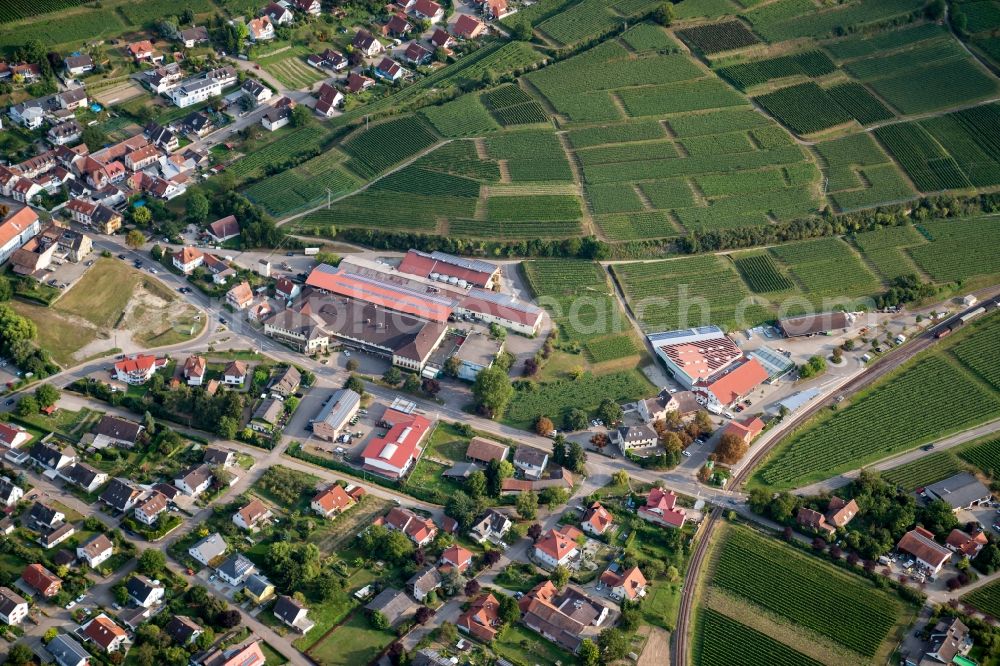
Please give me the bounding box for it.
[0,586,26,616]
[0,477,21,502]
[513,446,548,467]
[270,365,301,395]
[273,595,306,623]
[100,478,141,511]
[92,415,143,442]
[67,462,103,487]
[217,553,254,580]
[166,615,202,644]
[126,574,162,602]
[204,446,234,465]
[406,566,441,596]
[364,587,416,625]
[253,398,283,424]
[117,605,152,629]
[27,501,61,529]
[616,424,657,443]
[443,462,481,479]
[48,635,90,666]
[313,389,360,429]
[30,441,68,467]
[925,472,992,509]
[244,573,272,598]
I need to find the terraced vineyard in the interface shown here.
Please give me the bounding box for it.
[482,84,549,126]
[852,226,925,280]
[421,94,500,137]
[676,20,761,53]
[711,526,904,657]
[757,352,1000,488]
[910,217,1000,281]
[0,0,89,23]
[342,115,440,178]
[229,126,327,181]
[717,51,836,90]
[754,83,854,134]
[732,253,794,293]
[769,237,879,296]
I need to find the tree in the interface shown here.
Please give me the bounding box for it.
[579,639,600,666]
[563,408,588,431]
[483,549,501,567]
[114,584,130,606]
[126,229,146,250]
[15,395,38,417]
[596,398,623,425]
[35,383,59,408]
[383,367,402,386]
[512,20,532,41]
[471,366,513,418]
[345,374,365,395]
[714,433,748,464]
[654,1,674,25]
[138,549,166,575]
[43,628,58,643]
[132,206,153,227]
[799,355,827,379]
[464,579,481,596]
[370,610,389,629]
[612,470,629,486]
[81,124,108,151]
[216,609,241,628]
[187,192,210,223]
[516,491,538,519]
[535,415,554,436]
[466,470,487,498]
[0,276,11,302]
[5,644,33,666]
[599,628,629,661]
[414,606,432,624]
[565,441,587,473]
[540,486,569,507]
[591,432,609,452]
[422,377,441,396]
[217,416,239,439]
[550,565,569,589]
[290,104,311,127]
[403,373,421,393]
[918,499,959,537]
[954,10,968,33]
[442,356,461,378]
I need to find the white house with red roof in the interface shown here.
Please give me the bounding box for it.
[639,487,686,528]
[381,506,437,546]
[362,408,430,479]
[439,544,473,573]
[311,484,355,518]
[600,565,647,601]
[898,526,953,574]
[226,281,254,310]
[173,246,204,273]
[534,528,578,568]
[114,355,168,385]
[581,501,613,536]
[0,422,31,449]
[83,614,129,653]
[452,14,485,39]
[248,16,275,41]
[412,0,444,21]
[275,276,301,301]
[723,416,765,444]
[206,215,240,243]
[126,40,157,62]
[375,57,403,82]
[0,207,41,266]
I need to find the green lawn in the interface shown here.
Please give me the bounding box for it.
[495,624,575,666]
[495,562,546,593]
[641,582,681,630]
[16,407,101,441]
[260,642,289,666]
[424,422,472,462]
[292,589,359,652]
[304,612,394,664]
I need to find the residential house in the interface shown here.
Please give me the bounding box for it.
[364,587,417,627]
[923,617,974,665]
[457,593,501,642]
[439,544,473,573]
[203,253,235,283]
[244,574,276,604]
[234,499,272,531]
[311,388,360,442]
[47,635,90,666]
[469,509,512,545]
[126,575,165,608]
[92,415,144,449]
[174,465,213,497]
[216,553,256,586]
[184,355,207,385]
[611,424,658,454]
[77,533,114,568]
[412,0,444,21]
[117,605,152,631]
[0,587,28,625]
[374,57,403,82]
[64,55,94,76]
[513,446,548,479]
[223,361,248,385]
[381,506,437,546]
[270,365,301,397]
[826,496,859,528]
[127,40,158,62]
[403,42,431,65]
[134,491,168,526]
[264,2,294,24]
[407,566,442,602]
[48,119,83,146]
[100,479,143,513]
[0,478,23,507]
[313,82,343,117]
[796,507,835,535]
[292,0,321,14]
[518,582,609,653]
[946,529,989,559]
[0,422,31,449]
[144,65,185,95]
[273,595,315,633]
[189,533,227,566]
[638,487,686,528]
[483,0,507,19]
[466,436,508,465]
[600,565,646,601]
[241,79,272,104]
[65,463,108,493]
[251,398,283,433]
[346,72,375,93]
[582,501,613,536]
[29,442,76,471]
[204,447,235,467]
[179,26,209,47]
[165,615,203,645]
[383,14,412,37]
[723,416,765,445]
[167,67,237,107]
[42,523,76,550]
[113,354,167,384]
[227,281,254,310]
[195,639,265,666]
[430,28,455,49]
[180,110,214,137]
[275,276,302,301]
[534,528,578,568]
[897,527,953,575]
[83,614,129,653]
[22,564,61,597]
[353,30,384,57]
[311,484,356,517]
[248,16,276,41]
[452,14,485,38]
[261,103,293,131]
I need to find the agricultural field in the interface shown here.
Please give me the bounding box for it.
[717,51,836,91]
[959,438,1000,479]
[0,6,124,48]
[535,0,660,47]
[823,23,947,60]
[964,580,1000,619]
[611,255,771,332]
[756,320,1000,489]
[243,151,359,216]
[341,115,439,178]
[851,226,925,280]
[753,83,854,135]
[421,93,501,137]
[620,23,677,51]
[705,524,909,661]
[909,216,1000,282]
[742,0,925,42]
[505,369,653,428]
[228,126,327,182]
[0,0,88,23]
[482,84,549,127]
[695,609,824,666]
[484,130,573,182]
[768,237,880,296]
[879,452,964,492]
[118,0,214,26]
[814,133,916,212]
[952,312,1000,391]
[732,253,794,293]
[676,20,761,53]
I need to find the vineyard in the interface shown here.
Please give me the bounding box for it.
[228,126,327,181]
[959,438,1000,479]
[587,183,645,214]
[259,53,326,91]
[757,355,1000,488]
[486,195,581,221]
[952,313,1000,391]
[732,254,794,293]
[695,609,824,666]
[449,218,582,239]
[717,51,836,90]
[505,370,652,427]
[963,579,1000,618]
[421,94,500,137]
[711,525,903,657]
[676,21,761,53]
[742,0,924,42]
[870,58,999,115]
[754,83,854,134]
[620,23,677,51]
[0,0,88,23]
[371,166,481,198]
[880,452,964,492]
[852,228,923,280]
[119,0,214,25]
[567,121,666,148]
[482,84,549,126]
[341,115,439,178]
[593,211,677,241]
[485,131,573,182]
[909,216,1000,281]
[0,7,123,47]
[243,166,358,216]
[769,237,879,295]
[824,22,946,60]
[825,83,893,125]
[413,141,501,182]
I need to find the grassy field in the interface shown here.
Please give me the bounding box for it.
[305,612,394,665]
[494,624,575,666]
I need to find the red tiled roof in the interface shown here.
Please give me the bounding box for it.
[600,565,646,599]
[458,593,500,642]
[397,249,497,286]
[0,207,38,249]
[85,615,127,649]
[114,354,160,375]
[535,528,576,561]
[946,529,989,557]
[306,266,453,322]
[452,14,484,38]
[413,0,441,15]
[174,246,203,264]
[658,336,743,381]
[703,358,768,405]
[898,528,952,568]
[723,416,765,442]
[362,409,430,473]
[583,502,613,533]
[440,544,472,570]
[313,485,354,513]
